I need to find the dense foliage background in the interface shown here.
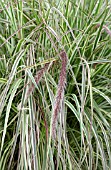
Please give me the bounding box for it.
[0,0,111,169]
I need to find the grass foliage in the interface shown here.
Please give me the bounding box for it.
[0,0,111,169]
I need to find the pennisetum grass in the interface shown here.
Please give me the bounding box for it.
[0,0,111,170]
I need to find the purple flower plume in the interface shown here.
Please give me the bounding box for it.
[52,50,67,139]
[27,63,49,97]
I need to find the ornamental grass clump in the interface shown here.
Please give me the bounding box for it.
[1,0,111,169]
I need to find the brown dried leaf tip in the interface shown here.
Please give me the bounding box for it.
[52,50,68,139]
